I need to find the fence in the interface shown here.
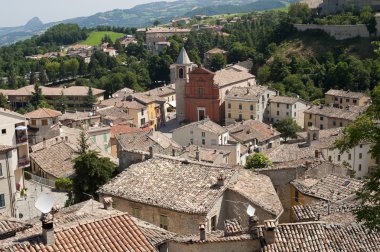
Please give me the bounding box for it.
[24,171,55,188]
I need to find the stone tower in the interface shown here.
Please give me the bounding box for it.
[172,47,193,122]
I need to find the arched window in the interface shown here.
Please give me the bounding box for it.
[178,68,184,79]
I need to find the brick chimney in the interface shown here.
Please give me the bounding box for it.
[315,150,320,158]
[172,148,176,157]
[217,174,225,186]
[43,138,46,149]
[199,224,206,241]
[248,215,259,234]
[41,213,55,245]
[103,197,113,210]
[263,220,277,245]
[149,146,154,158]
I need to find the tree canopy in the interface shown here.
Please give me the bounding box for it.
[245,152,272,169]
[275,117,302,142]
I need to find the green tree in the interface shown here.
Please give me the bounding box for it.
[0,94,9,109]
[30,83,45,108]
[57,91,67,113]
[209,54,226,71]
[39,69,48,85]
[275,117,301,142]
[84,86,97,108]
[45,61,60,81]
[153,20,160,26]
[64,58,79,78]
[288,3,312,23]
[335,85,380,231]
[29,71,37,85]
[245,153,272,169]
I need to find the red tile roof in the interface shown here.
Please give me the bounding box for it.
[2,213,157,252]
[25,108,62,119]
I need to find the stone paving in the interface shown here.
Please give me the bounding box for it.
[15,180,68,220]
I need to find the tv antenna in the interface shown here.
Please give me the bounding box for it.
[34,193,55,214]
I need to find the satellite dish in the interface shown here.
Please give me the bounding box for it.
[247,205,256,217]
[35,193,55,214]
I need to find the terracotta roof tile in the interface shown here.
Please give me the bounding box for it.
[25,108,62,119]
[325,89,368,99]
[213,65,255,87]
[227,120,280,143]
[225,85,273,100]
[269,96,307,105]
[174,118,227,135]
[0,145,15,153]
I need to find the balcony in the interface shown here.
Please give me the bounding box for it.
[15,126,28,145]
[18,157,30,169]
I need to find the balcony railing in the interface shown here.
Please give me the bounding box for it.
[18,157,30,168]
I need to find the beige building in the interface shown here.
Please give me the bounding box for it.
[25,108,62,145]
[137,27,191,49]
[0,109,30,217]
[225,85,277,125]
[98,157,283,235]
[268,96,309,128]
[325,89,370,108]
[303,105,364,130]
[87,126,111,155]
[172,118,244,165]
[6,85,105,111]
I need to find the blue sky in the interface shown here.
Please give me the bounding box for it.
[1,0,171,27]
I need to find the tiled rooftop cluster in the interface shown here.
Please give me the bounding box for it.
[291,174,363,202]
[225,86,270,100]
[1,214,157,252]
[213,65,255,87]
[261,222,380,252]
[5,85,104,97]
[98,158,235,214]
[176,118,227,135]
[227,120,280,143]
[224,219,243,236]
[305,105,364,120]
[269,96,301,104]
[325,89,368,99]
[59,111,100,122]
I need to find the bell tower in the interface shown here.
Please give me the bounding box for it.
[172,47,193,122]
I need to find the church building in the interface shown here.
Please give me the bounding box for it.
[172,48,256,124]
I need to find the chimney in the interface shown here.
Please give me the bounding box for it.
[41,213,55,245]
[103,197,113,210]
[263,220,277,245]
[43,138,46,149]
[65,136,68,142]
[315,150,320,158]
[305,161,312,169]
[217,174,225,186]
[195,145,200,161]
[248,215,259,234]
[172,148,176,157]
[149,146,154,158]
[199,224,206,241]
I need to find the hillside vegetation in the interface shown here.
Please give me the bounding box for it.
[80,31,125,46]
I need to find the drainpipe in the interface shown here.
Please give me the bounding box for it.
[5,151,15,217]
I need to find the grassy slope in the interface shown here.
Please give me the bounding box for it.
[272,32,374,62]
[80,31,125,46]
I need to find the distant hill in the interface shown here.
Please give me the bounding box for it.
[0,0,297,46]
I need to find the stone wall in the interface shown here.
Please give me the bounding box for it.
[168,239,261,252]
[293,24,370,40]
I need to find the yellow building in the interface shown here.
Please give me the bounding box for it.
[304,105,363,130]
[128,93,166,130]
[325,89,370,108]
[225,85,277,125]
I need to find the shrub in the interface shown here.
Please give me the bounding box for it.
[55,178,73,192]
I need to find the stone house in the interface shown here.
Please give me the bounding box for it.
[98,157,283,235]
[268,96,309,128]
[116,130,182,168]
[25,108,61,145]
[172,118,244,165]
[303,105,365,130]
[225,85,277,124]
[226,120,281,153]
[325,89,370,108]
[290,174,363,208]
[30,140,75,181]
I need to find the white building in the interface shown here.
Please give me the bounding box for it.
[172,118,245,165]
[0,109,30,217]
[268,96,310,128]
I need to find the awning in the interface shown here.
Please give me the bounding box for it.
[168,100,176,107]
[15,126,27,130]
